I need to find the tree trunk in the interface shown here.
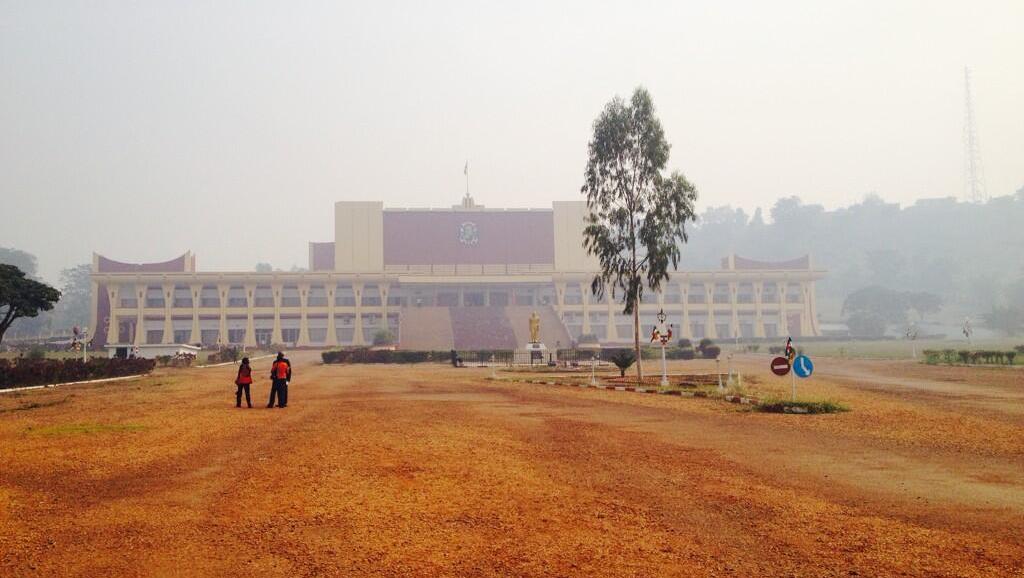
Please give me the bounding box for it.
[633,303,643,382]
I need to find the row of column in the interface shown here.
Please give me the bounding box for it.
[553,279,816,340]
[106,282,391,347]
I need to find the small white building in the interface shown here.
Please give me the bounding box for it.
[106,343,200,360]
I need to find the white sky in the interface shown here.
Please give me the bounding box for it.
[2,0,1022,283]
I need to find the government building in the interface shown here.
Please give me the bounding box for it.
[89,197,825,351]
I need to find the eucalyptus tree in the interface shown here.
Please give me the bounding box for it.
[581,87,698,380]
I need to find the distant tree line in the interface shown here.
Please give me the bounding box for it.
[683,187,1024,334]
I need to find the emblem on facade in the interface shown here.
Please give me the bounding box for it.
[458,221,479,246]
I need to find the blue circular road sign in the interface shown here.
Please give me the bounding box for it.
[792,355,814,378]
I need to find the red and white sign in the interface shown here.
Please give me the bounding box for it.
[770,356,791,376]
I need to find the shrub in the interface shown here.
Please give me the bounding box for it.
[607,349,636,377]
[322,348,444,364]
[768,346,785,355]
[26,345,47,360]
[957,350,971,364]
[1007,351,1017,365]
[702,345,721,359]
[679,346,695,360]
[922,350,941,365]
[1015,345,1024,354]
[207,346,241,364]
[0,357,156,389]
[677,338,692,349]
[697,338,715,353]
[757,399,848,414]
[372,330,396,346]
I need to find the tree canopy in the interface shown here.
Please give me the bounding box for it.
[0,264,61,346]
[582,87,698,379]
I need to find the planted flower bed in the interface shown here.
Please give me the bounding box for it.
[0,357,156,390]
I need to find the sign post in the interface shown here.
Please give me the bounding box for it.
[792,354,814,400]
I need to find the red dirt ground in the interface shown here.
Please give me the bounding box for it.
[1,353,1022,577]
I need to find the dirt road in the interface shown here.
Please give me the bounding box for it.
[1,354,1022,577]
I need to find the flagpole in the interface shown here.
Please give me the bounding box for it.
[465,161,469,198]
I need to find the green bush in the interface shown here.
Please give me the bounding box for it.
[372,330,396,346]
[702,345,721,359]
[322,349,446,364]
[607,348,636,377]
[757,399,848,414]
[677,338,692,349]
[26,345,47,360]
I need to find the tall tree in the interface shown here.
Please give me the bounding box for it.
[0,264,61,346]
[581,87,698,380]
[57,264,92,330]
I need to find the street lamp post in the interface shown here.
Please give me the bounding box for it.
[653,309,672,388]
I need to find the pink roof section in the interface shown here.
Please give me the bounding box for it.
[95,251,193,273]
[723,255,811,270]
[382,210,554,265]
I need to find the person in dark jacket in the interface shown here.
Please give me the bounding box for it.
[235,357,253,408]
[267,352,292,408]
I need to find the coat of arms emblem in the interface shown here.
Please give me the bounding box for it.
[458,221,479,246]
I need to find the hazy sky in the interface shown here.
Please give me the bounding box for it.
[2,0,1022,283]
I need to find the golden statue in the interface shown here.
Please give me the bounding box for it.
[529,310,541,343]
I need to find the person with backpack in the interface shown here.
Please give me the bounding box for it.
[267,352,292,408]
[234,357,254,408]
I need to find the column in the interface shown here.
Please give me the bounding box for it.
[297,282,311,347]
[352,282,365,346]
[778,281,788,335]
[325,284,338,347]
[729,281,739,340]
[189,283,202,344]
[380,283,390,336]
[705,284,717,339]
[800,281,814,336]
[217,283,230,346]
[133,286,145,346]
[162,283,174,344]
[244,283,257,348]
[681,281,692,340]
[754,280,766,338]
[270,282,283,345]
[106,285,120,345]
[605,285,617,342]
[580,281,592,335]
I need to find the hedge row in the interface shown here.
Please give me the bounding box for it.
[322,349,451,364]
[0,357,156,389]
[923,349,1019,366]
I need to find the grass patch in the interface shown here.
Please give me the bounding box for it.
[756,399,848,414]
[0,396,72,414]
[27,422,148,435]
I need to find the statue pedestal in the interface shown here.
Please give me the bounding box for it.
[524,341,547,364]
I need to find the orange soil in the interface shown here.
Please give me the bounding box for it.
[1,353,1021,577]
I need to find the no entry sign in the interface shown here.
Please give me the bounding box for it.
[770,356,791,376]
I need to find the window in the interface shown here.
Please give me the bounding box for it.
[281,285,300,307]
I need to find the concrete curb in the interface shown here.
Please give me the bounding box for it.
[494,377,761,406]
[0,374,147,395]
[196,354,275,369]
